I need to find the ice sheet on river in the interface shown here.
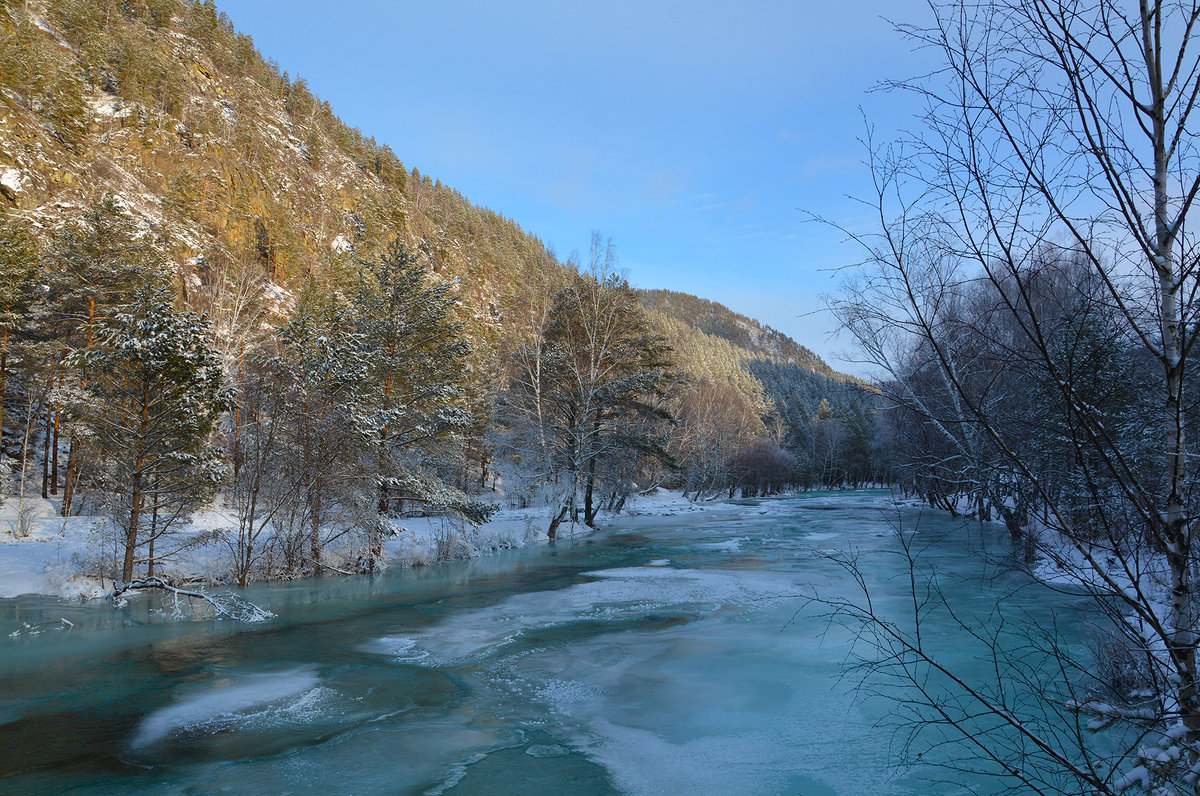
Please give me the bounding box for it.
[3,491,1077,795]
[363,564,803,667]
[360,562,884,793]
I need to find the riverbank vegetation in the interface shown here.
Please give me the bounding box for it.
[822,0,1200,792]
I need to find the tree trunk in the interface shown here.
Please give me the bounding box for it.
[148,506,157,578]
[547,504,569,540]
[584,452,598,527]
[40,405,50,499]
[62,436,77,517]
[123,472,141,584]
[1158,238,1198,743]
[50,406,59,496]
[238,540,252,588]
[232,403,241,485]
[0,332,7,466]
[479,441,489,490]
[1144,3,1200,741]
[308,481,322,574]
[147,470,160,578]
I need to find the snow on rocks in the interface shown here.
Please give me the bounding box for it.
[619,490,712,517]
[0,167,23,204]
[260,281,294,315]
[89,96,131,120]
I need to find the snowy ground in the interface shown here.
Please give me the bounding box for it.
[0,490,723,601]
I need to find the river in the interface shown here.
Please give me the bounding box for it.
[0,490,1096,794]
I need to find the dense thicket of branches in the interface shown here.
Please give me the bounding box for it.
[826,0,1200,791]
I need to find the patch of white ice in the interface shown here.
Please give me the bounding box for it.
[130,665,321,749]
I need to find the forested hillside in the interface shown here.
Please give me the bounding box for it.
[0,0,880,586]
[640,289,844,380]
[0,0,563,341]
[641,289,882,493]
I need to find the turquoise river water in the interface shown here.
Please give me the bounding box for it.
[0,491,1096,794]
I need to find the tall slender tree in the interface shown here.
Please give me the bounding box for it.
[349,242,487,556]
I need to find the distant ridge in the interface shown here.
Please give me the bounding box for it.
[638,288,860,384]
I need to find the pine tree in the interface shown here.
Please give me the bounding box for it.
[276,291,369,573]
[349,242,490,557]
[0,222,42,474]
[45,195,168,514]
[68,285,230,583]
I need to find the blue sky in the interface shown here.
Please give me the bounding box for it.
[214,0,932,372]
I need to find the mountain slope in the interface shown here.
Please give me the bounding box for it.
[639,288,861,383]
[0,0,567,356]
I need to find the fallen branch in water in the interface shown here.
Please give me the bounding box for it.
[110,576,275,622]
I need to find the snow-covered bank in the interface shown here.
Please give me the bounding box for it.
[0,490,722,601]
[0,494,101,599]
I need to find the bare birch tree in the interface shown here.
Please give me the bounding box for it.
[498,237,677,537]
